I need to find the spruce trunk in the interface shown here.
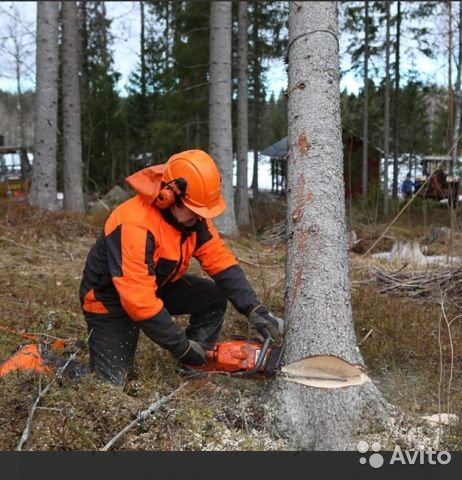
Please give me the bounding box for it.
[236,1,250,227]
[271,2,388,451]
[29,1,59,211]
[62,0,85,212]
[209,1,238,237]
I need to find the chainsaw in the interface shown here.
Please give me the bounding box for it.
[189,327,283,378]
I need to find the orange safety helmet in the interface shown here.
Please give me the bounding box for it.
[159,150,226,218]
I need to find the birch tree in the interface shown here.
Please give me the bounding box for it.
[62,0,85,212]
[236,1,250,228]
[271,2,388,450]
[209,1,238,237]
[0,3,35,176]
[29,1,59,211]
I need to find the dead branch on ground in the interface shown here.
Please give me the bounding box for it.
[372,266,462,308]
[100,382,187,451]
[16,335,90,451]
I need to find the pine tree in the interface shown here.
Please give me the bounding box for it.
[383,1,391,214]
[29,1,59,211]
[209,1,237,237]
[81,1,122,193]
[62,0,85,212]
[236,1,250,228]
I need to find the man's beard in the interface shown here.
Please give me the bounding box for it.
[182,218,198,227]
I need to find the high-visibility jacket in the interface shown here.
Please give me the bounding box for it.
[80,164,260,328]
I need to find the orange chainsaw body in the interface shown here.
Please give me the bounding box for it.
[0,344,52,377]
[199,338,268,373]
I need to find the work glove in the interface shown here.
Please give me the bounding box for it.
[248,305,284,340]
[175,340,206,366]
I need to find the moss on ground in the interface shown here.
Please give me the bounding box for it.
[0,200,460,450]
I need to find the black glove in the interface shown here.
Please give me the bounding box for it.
[175,340,206,366]
[248,305,284,340]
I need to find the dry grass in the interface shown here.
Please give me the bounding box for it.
[0,200,287,451]
[351,270,462,449]
[1,198,461,450]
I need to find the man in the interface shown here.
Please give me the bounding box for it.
[401,173,414,199]
[80,149,283,384]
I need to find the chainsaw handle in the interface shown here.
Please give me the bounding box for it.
[253,333,271,372]
[232,329,272,378]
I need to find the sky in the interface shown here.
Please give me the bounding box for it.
[0,1,452,96]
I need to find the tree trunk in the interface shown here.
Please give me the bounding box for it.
[392,1,401,199]
[209,1,238,237]
[362,1,369,197]
[383,1,391,214]
[236,1,250,228]
[29,1,59,211]
[12,23,31,178]
[78,0,89,193]
[140,0,147,164]
[271,2,388,450]
[251,2,260,199]
[452,1,462,167]
[62,1,85,213]
[448,1,454,174]
[140,1,147,99]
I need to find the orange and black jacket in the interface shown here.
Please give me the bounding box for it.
[80,166,261,357]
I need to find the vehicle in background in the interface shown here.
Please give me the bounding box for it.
[0,146,31,198]
[415,155,459,206]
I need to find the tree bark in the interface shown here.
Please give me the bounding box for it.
[383,1,391,214]
[236,1,250,228]
[10,9,31,177]
[271,2,388,450]
[452,1,462,168]
[29,1,59,211]
[448,1,454,174]
[62,1,85,213]
[209,1,238,237]
[361,1,369,197]
[140,0,147,164]
[251,2,260,199]
[392,1,401,199]
[78,0,89,192]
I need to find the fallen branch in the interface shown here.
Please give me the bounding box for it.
[16,334,90,451]
[359,328,374,345]
[100,382,187,451]
[260,221,286,246]
[372,266,462,308]
[237,256,281,268]
[439,295,455,438]
[17,350,77,450]
[0,235,54,257]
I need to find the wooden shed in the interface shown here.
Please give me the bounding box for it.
[261,134,381,198]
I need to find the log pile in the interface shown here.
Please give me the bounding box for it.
[260,221,286,245]
[372,266,462,307]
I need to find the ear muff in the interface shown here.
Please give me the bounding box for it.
[155,178,187,209]
[155,186,176,209]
